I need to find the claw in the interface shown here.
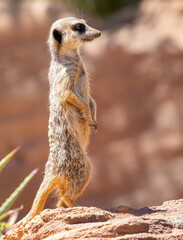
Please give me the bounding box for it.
[88,121,98,132]
[93,122,98,132]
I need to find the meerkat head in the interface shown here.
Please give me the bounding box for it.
[48,17,101,57]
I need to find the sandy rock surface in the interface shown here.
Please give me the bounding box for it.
[5,199,183,240]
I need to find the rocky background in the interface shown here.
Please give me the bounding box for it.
[0,0,183,219]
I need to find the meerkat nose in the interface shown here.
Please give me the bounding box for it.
[96,31,101,37]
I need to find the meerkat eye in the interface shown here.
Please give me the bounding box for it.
[72,23,85,34]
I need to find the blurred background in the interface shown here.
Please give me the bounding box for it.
[1,0,183,218]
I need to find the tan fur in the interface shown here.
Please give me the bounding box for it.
[8,17,101,232]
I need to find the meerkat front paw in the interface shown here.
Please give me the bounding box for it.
[91,118,98,132]
[88,120,98,131]
[93,122,98,132]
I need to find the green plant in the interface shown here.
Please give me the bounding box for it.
[59,0,141,17]
[0,147,38,237]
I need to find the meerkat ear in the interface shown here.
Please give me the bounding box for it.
[53,29,62,43]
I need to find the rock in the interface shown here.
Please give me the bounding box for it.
[5,199,183,239]
[109,0,183,53]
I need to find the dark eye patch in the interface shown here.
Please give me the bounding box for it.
[72,23,85,34]
[53,29,62,43]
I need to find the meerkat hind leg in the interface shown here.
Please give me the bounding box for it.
[26,176,58,221]
[56,183,77,208]
[62,197,77,208]
[4,176,58,235]
[57,199,68,208]
[56,186,68,208]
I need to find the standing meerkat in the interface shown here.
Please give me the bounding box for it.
[6,17,101,235]
[28,17,100,219]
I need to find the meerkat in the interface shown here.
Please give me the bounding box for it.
[27,17,100,215]
[6,17,100,236]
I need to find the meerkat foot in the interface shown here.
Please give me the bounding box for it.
[62,198,77,208]
[57,199,68,208]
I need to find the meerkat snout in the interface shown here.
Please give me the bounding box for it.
[81,27,101,42]
[96,31,101,37]
[49,17,101,55]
